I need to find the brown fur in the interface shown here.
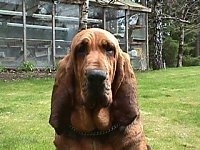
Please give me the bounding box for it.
[49,28,149,150]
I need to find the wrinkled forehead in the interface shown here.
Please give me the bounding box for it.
[71,28,119,50]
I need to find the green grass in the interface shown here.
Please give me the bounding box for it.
[137,66,200,150]
[0,78,54,150]
[0,66,200,149]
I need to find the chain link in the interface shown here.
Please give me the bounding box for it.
[67,124,120,137]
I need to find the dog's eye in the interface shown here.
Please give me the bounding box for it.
[105,44,115,56]
[102,40,115,56]
[76,39,89,56]
[77,47,87,55]
[106,47,115,55]
[76,44,88,56]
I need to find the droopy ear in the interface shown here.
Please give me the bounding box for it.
[111,51,139,126]
[49,55,74,135]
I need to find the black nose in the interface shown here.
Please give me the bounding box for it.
[86,69,106,83]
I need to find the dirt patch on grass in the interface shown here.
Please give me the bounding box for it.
[0,69,56,81]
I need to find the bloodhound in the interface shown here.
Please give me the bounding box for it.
[49,28,150,150]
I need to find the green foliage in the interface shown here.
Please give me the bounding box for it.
[148,0,200,68]
[163,37,179,67]
[183,32,197,56]
[18,61,35,72]
[0,65,6,72]
[163,31,197,67]
[183,56,200,66]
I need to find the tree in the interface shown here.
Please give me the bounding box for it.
[79,0,90,30]
[162,0,200,67]
[149,0,164,70]
[148,0,200,68]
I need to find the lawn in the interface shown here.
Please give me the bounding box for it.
[137,67,200,150]
[0,66,200,150]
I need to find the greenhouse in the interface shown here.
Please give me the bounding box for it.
[0,0,150,70]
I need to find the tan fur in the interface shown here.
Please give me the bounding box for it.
[49,28,149,150]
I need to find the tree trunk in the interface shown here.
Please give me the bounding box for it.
[151,0,163,70]
[176,25,185,67]
[79,0,89,30]
[196,13,200,57]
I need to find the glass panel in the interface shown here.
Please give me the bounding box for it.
[0,1,80,68]
[129,44,147,70]
[106,8,126,50]
[128,11,147,70]
[26,1,53,68]
[0,1,23,68]
[24,2,79,68]
[55,3,79,59]
[88,4,103,28]
[128,12,146,41]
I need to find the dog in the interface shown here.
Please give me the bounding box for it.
[49,28,150,150]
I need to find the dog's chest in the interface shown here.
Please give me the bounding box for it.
[70,106,112,132]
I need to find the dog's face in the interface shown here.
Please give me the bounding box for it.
[70,28,120,109]
[50,28,142,136]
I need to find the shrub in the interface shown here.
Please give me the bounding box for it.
[0,65,6,72]
[183,56,200,66]
[163,37,179,67]
[18,61,35,72]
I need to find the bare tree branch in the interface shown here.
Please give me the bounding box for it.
[162,15,190,24]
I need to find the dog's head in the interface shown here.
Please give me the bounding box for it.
[70,28,121,109]
[49,28,139,134]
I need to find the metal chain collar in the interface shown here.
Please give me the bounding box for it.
[67,124,120,137]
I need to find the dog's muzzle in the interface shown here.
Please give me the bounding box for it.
[83,69,111,109]
[86,69,107,85]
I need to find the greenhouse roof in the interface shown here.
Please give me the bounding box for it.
[57,0,151,12]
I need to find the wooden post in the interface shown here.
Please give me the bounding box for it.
[103,7,106,29]
[52,1,56,69]
[22,0,27,62]
[125,9,129,53]
[146,13,149,70]
[141,0,149,70]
